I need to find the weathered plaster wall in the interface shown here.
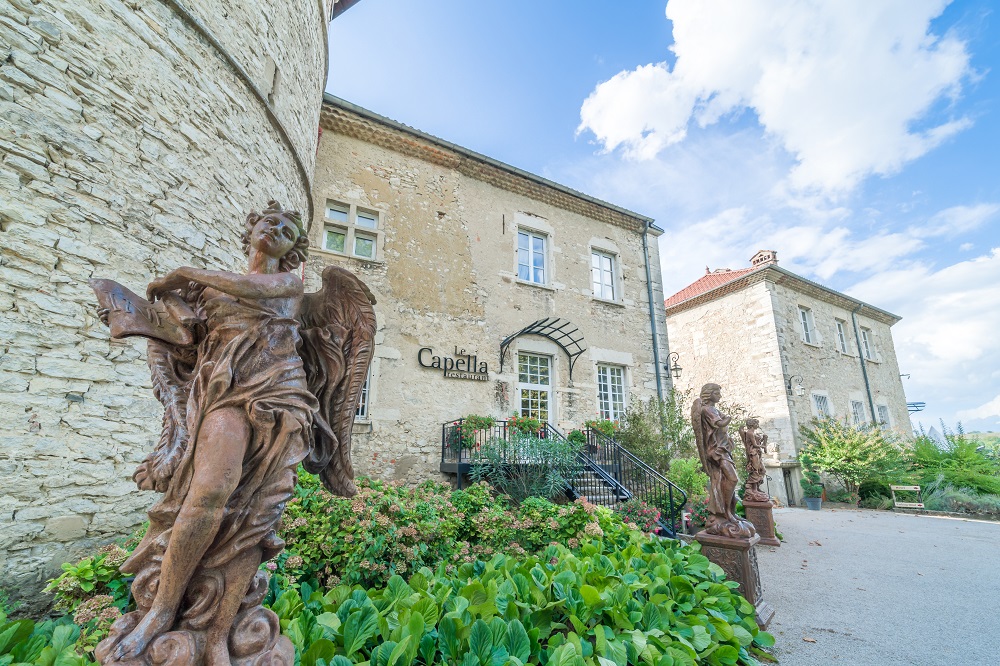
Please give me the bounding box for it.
[308,116,671,484]
[0,0,326,604]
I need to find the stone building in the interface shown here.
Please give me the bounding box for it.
[664,250,909,505]
[306,95,673,483]
[0,0,339,604]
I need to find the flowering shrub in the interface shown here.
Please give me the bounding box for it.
[689,496,711,530]
[275,472,638,590]
[616,498,661,532]
[45,537,140,614]
[456,414,495,449]
[585,417,617,438]
[506,413,542,434]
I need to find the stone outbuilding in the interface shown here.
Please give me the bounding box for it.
[665,250,910,506]
[305,95,674,483]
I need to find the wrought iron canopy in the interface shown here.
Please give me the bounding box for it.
[499,318,587,379]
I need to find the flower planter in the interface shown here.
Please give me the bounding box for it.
[805,497,822,511]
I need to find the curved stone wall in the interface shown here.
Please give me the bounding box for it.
[0,0,327,606]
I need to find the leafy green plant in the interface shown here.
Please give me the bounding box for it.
[921,476,1000,516]
[669,456,710,502]
[267,533,774,666]
[911,423,1000,496]
[799,471,824,499]
[44,537,139,615]
[567,429,587,445]
[0,613,91,666]
[470,432,582,503]
[584,418,617,438]
[798,419,908,495]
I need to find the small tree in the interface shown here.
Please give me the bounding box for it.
[798,418,908,495]
[616,389,695,474]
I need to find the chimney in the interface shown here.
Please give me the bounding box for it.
[750,249,778,267]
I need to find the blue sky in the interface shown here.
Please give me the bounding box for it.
[328,0,1000,434]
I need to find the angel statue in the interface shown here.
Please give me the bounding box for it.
[691,383,755,539]
[738,418,771,503]
[89,201,376,666]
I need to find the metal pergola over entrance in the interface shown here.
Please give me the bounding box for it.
[499,317,587,380]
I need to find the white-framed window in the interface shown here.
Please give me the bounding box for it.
[517,352,551,422]
[355,374,370,420]
[861,327,876,360]
[835,320,849,353]
[851,400,866,427]
[517,230,547,285]
[596,364,626,422]
[322,199,381,261]
[591,251,616,300]
[876,404,891,426]
[812,393,831,418]
[799,306,816,344]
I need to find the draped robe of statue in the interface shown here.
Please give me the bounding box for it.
[90,202,376,666]
[691,385,755,539]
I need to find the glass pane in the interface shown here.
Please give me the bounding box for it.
[533,267,544,283]
[532,249,544,269]
[354,235,375,258]
[518,232,529,250]
[324,228,345,252]
[356,211,377,228]
[532,236,544,253]
[327,206,348,222]
[518,248,530,280]
[592,253,601,268]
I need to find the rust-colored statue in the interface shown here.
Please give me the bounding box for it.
[90,201,376,666]
[691,383,755,539]
[739,418,770,503]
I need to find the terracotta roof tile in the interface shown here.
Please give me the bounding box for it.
[664,267,759,308]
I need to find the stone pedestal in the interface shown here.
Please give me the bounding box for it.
[743,500,780,547]
[695,531,775,629]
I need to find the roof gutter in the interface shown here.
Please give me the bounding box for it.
[642,221,665,401]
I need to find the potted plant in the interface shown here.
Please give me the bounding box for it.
[800,470,824,510]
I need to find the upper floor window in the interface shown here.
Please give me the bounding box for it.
[323,200,380,261]
[861,327,875,360]
[851,400,866,427]
[835,319,849,353]
[812,393,831,418]
[876,404,891,426]
[799,306,816,344]
[517,230,547,284]
[591,251,616,300]
[596,364,626,422]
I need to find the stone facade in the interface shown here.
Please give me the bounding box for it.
[0,0,329,605]
[307,96,672,484]
[665,252,909,506]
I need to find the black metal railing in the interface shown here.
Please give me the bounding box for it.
[440,418,687,537]
[583,428,688,537]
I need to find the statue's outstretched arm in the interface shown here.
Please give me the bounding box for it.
[148,267,302,301]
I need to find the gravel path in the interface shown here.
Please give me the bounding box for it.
[754,506,1000,665]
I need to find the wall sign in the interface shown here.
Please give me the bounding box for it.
[418,346,489,381]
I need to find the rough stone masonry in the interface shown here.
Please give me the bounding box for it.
[0,0,330,609]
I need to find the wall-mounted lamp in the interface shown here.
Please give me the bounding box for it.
[665,352,682,380]
[786,375,805,396]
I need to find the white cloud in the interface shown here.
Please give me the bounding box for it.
[579,0,973,194]
[958,394,1000,422]
[848,248,1000,429]
[917,203,1000,237]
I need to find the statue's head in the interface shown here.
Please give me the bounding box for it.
[242,200,309,272]
[699,383,722,403]
[745,417,760,429]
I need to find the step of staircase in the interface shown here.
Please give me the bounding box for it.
[568,469,629,508]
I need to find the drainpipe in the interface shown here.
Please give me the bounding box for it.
[851,304,877,422]
[641,221,665,401]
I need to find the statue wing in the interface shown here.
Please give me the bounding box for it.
[297,265,377,497]
[141,340,197,492]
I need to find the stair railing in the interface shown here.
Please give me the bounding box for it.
[584,428,688,537]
